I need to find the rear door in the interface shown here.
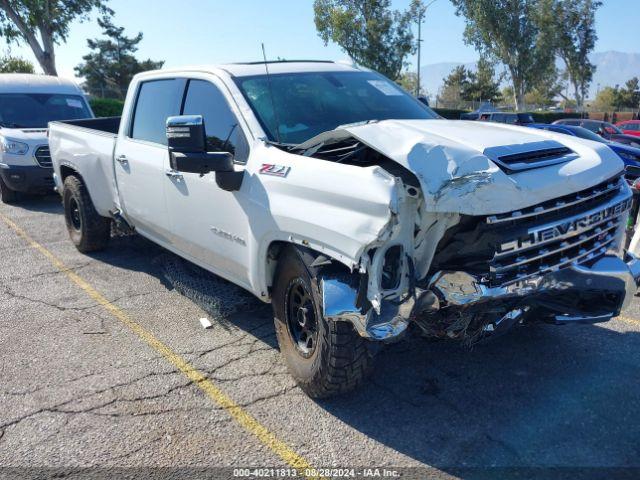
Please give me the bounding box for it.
[115,78,185,242]
[164,77,252,286]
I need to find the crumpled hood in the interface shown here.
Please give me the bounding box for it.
[302,119,626,216]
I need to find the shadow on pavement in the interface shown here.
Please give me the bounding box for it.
[18,196,640,474]
[317,323,640,474]
[5,194,62,214]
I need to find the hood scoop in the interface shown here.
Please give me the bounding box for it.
[484,140,578,173]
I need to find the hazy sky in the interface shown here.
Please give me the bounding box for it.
[4,0,639,79]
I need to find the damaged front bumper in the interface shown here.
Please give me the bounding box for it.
[321,252,640,341]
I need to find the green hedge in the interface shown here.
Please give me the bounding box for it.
[89,98,125,117]
[86,99,608,125]
[433,108,584,123]
[530,111,583,123]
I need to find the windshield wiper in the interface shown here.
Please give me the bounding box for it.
[0,121,24,128]
[262,138,298,151]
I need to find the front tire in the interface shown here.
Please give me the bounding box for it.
[63,175,111,253]
[0,176,18,204]
[272,247,372,398]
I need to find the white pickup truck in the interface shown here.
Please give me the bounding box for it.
[49,61,640,397]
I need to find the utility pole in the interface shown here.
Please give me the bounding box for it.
[415,0,438,98]
[416,9,422,97]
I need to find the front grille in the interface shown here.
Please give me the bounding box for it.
[488,173,631,286]
[34,146,52,168]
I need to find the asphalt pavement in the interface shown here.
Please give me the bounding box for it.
[1,195,640,480]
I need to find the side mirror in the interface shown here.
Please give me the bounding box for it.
[170,151,234,175]
[166,115,243,191]
[166,115,206,153]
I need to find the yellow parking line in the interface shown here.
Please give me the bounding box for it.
[0,212,315,473]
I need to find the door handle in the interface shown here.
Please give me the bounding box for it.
[116,154,129,166]
[165,169,183,180]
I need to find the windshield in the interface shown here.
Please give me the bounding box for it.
[517,113,534,124]
[0,93,91,129]
[571,126,609,143]
[234,71,439,144]
[605,123,623,134]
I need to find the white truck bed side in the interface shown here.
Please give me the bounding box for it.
[49,119,120,218]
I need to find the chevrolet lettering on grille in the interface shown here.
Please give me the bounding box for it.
[498,197,632,254]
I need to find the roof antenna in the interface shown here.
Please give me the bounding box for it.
[261,43,282,144]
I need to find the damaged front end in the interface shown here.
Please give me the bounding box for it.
[320,171,640,343]
[298,122,640,344]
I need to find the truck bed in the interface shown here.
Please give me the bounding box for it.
[49,117,122,217]
[57,117,121,135]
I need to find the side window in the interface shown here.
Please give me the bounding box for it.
[131,79,184,145]
[182,79,249,163]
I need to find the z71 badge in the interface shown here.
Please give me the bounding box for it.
[260,163,291,177]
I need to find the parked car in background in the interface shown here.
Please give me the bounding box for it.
[531,123,640,184]
[417,95,430,107]
[477,111,535,125]
[49,61,640,397]
[0,74,93,204]
[553,118,640,148]
[460,101,498,120]
[616,120,640,137]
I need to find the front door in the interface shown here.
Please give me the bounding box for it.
[164,77,252,287]
[115,78,185,242]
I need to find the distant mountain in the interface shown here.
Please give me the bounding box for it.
[419,51,640,101]
[590,51,640,97]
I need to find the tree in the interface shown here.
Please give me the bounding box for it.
[0,54,35,73]
[524,64,565,108]
[451,0,555,111]
[547,0,601,110]
[592,86,620,111]
[0,0,111,76]
[465,57,502,103]
[396,71,425,96]
[75,16,164,99]
[618,77,640,110]
[313,0,424,80]
[439,65,471,104]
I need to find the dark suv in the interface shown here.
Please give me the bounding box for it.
[478,112,535,126]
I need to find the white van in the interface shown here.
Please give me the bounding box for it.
[0,74,93,203]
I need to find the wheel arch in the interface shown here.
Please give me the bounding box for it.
[262,239,356,301]
[59,163,81,183]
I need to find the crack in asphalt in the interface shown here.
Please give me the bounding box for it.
[2,286,157,313]
[483,432,523,462]
[6,261,92,283]
[0,356,170,397]
[105,434,165,461]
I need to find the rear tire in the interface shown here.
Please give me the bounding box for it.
[272,246,372,398]
[63,175,111,253]
[0,176,18,204]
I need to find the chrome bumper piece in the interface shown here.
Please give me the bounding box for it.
[321,253,640,341]
[321,277,415,341]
